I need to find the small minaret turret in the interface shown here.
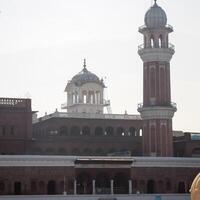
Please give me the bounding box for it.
[62,60,110,114]
[138,1,177,157]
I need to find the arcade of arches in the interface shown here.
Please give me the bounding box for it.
[0,175,192,195]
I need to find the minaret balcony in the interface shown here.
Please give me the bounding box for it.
[61,99,110,109]
[138,43,175,62]
[138,43,175,51]
[138,24,173,33]
[137,102,177,120]
[138,102,177,110]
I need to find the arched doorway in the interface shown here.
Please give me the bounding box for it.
[192,148,200,157]
[82,126,90,136]
[178,181,186,193]
[14,182,21,195]
[47,180,56,195]
[96,172,110,194]
[147,180,155,194]
[114,172,128,194]
[95,127,103,136]
[77,172,92,194]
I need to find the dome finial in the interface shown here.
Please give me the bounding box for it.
[83,58,86,69]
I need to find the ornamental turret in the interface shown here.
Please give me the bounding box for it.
[62,59,110,114]
[138,0,177,157]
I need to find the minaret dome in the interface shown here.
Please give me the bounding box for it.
[145,1,167,29]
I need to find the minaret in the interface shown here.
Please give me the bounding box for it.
[138,1,177,157]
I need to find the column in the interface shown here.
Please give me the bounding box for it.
[129,180,132,194]
[110,179,114,195]
[63,176,67,195]
[92,180,96,195]
[74,180,77,195]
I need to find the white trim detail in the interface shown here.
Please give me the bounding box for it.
[138,106,176,120]
[0,155,199,168]
[138,48,174,62]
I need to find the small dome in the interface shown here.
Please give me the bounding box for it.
[145,2,167,29]
[71,66,105,87]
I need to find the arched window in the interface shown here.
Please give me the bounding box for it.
[77,172,92,194]
[161,124,167,155]
[192,148,200,157]
[95,148,104,156]
[47,180,56,195]
[159,35,162,47]
[10,125,15,135]
[150,36,154,48]
[108,148,116,155]
[105,126,114,136]
[0,181,5,192]
[33,147,42,155]
[70,126,80,136]
[31,180,37,193]
[0,126,6,136]
[114,172,129,194]
[166,179,171,191]
[139,128,143,136]
[147,180,155,194]
[150,67,156,99]
[129,127,136,136]
[75,91,79,103]
[178,181,186,193]
[71,148,80,155]
[158,180,164,193]
[58,148,67,155]
[82,91,87,104]
[139,180,145,193]
[89,91,94,104]
[46,148,54,155]
[150,125,156,153]
[59,181,64,194]
[59,126,68,136]
[38,181,45,194]
[96,172,110,191]
[82,126,90,136]
[14,182,21,195]
[116,127,125,136]
[95,127,103,136]
[83,148,92,156]
[72,93,76,104]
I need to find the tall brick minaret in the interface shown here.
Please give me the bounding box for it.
[138,0,177,157]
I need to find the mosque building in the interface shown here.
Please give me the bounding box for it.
[0,0,200,197]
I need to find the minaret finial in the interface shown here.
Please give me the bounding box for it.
[83,58,86,69]
[154,0,157,3]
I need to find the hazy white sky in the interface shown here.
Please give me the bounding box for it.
[0,0,200,132]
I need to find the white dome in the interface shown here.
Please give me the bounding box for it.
[71,66,105,87]
[145,2,167,29]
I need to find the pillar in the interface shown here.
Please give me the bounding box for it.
[74,179,77,195]
[129,180,132,194]
[111,179,114,195]
[92,180,96,195]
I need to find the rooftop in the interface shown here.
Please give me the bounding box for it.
[34,112,142,123]
[0,155,199,168]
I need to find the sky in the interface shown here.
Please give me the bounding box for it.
[0,0,200,132]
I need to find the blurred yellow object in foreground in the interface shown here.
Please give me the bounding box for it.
[190,173,200,200]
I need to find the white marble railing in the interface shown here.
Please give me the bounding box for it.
[0,194,190,200]
[0,98,26,108]
[35,112,141,123]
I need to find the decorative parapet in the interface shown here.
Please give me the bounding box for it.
[137,102,177,120]
[34,111,142,124]
[138,43,175,51]
[138,24,173,33]
[0,97,31,109]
